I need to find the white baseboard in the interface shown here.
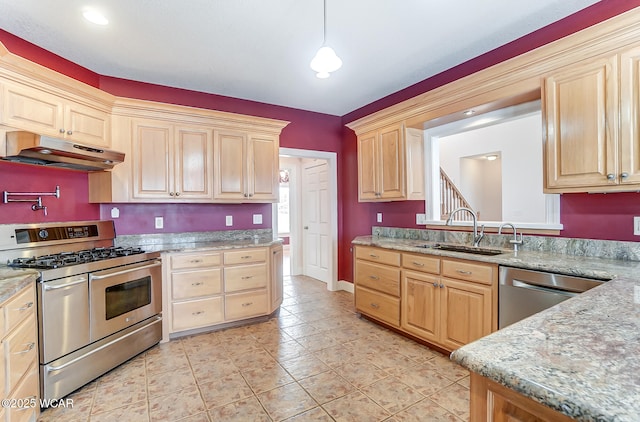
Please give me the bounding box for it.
[337,280,354,294]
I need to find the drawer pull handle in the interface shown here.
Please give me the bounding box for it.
[191,282,204,286]
[456,270,473,275]
[190,259,203,264]
[192,311,204,316]
[242,302,253,307]
[16,342,35,354]
[412,262,425,267]
[370,303,380,309]
[18,302,34,311]
[241,256,252,259]
[369,254,379,258]
[369,275,379,280]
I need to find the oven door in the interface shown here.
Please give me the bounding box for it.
[89,259,162,342]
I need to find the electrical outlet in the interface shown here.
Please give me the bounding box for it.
[154,216,163,229]
[634,216,640,235]
[110,207,120,218]
[376,213,383,223]
[253,214,263,224]
[416,213,427,225]
[225,215,233,227]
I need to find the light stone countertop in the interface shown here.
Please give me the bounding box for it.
[352,235,640,279]
[353,235,640,421]
[0,268,37,304]
[137,238,283,254]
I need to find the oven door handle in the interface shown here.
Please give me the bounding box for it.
[42,277,87,291]
[46,315,162,373]
[89,260,162,280]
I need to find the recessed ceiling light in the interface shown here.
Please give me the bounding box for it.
[83,9,109,25]
[486,154,498,161]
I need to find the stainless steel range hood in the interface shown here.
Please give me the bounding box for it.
[3,131,124,171]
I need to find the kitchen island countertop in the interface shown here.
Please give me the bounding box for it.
[451,277,640,421]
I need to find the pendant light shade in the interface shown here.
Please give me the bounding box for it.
[310,0,341,78]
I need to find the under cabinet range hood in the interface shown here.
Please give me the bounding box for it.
[3,131,124,171]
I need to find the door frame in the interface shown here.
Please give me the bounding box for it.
[273,148,338,291]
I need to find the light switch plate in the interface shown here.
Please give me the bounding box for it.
[225,215,233,226]
[253,214,263,224]
[376,213,383,223]
[154,216,163,229]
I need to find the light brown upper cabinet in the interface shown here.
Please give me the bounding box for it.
[213,130,279,202]
[1,80,111,148]
[355,123,424,202]
[131,119,213,201]
[544,47,640,192]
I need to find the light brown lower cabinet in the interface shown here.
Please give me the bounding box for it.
[0,283,39,422]
[163,244,282,339]
[354,245,497,351]
[469,372,574,422]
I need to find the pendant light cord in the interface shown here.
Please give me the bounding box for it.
[323,0,327,45]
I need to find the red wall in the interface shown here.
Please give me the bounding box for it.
[2,0,640,283]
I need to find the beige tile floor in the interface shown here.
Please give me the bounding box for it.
[39,274,470,421]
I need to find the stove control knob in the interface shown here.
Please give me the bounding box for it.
[38,229,49,240]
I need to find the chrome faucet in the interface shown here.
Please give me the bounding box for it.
[498,222,524,252]
[445,207,485,247]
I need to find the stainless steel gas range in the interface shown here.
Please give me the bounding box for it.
[0,220,162,402]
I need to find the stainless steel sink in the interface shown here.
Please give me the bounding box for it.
[417,243,505,256]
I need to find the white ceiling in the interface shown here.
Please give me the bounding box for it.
[0,0,600,116]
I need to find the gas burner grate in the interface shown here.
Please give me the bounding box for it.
[8,247,145,269]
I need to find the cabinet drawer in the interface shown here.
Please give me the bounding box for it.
[172,297,224,332]
[225,290,269,321]
[355,260,400,296]
[355,286,400,327]
[172,269,222,300]
[171,252,221,270]
[4,313,37,394]
[4,286,35,333]
[441,259,496,285]
[5,362,38,422]
[224,248,267,265]
[224,263,268,292]
[402,253,441,274]
[355,246,400,266]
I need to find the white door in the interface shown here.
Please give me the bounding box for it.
[302,160,331,283]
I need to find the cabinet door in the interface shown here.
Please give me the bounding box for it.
[1,81,64,136]
[174,126,213,199]
[214,130,247,200]
[544,55,618,190]
[248,134,279,201]
[378,123,406,199]
[271,245,284,311]
[64,102,111,147]
[620,47,640,185]
[357,130,379,201]
[440,278,492,350]
[400,271,440,343]
[132,120,173,199]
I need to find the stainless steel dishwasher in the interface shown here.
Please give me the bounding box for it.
[499,266,607,329]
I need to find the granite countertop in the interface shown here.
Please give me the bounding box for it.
[139,238,283,253]
[352,235,640,279]
[451,277,640,421]
[0,268,38,304]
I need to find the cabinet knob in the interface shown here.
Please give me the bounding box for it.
[169,192,175,196]
[175,192,180,196]
[432,282,438,287]
[244,193,248,198]
[249,193,253,197]
[59,128,65,134]
[439,284,444,288]
[607,173,616,180]
[67,130,73,135]
[621,172,629,179]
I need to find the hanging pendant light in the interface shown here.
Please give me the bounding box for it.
[310,0,342,78]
